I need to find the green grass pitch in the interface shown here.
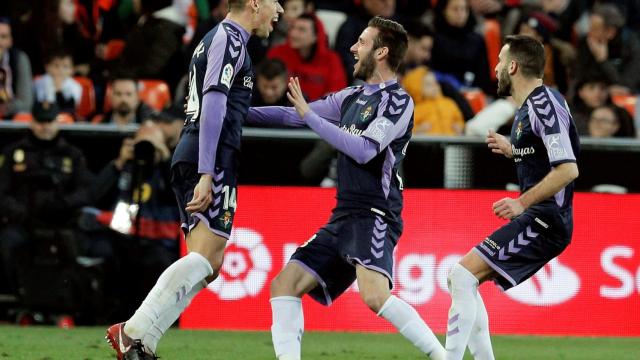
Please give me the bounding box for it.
[0,326,638,359]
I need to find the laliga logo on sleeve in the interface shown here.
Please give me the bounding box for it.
[504,259,580,306]
[208,228,272,300]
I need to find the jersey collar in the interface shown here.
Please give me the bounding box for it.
[362,79,398,96]
[223,19,251,44]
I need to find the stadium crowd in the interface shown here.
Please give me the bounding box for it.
[0,0,639,325]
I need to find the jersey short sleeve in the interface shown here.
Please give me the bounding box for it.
[202,24,245,95]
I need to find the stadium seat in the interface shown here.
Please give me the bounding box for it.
[103,79,172,112]
[73,76,96,119]
[13,112,34,122]
[484,19,501,81]
[13,112,74,123]
[461,88,487,115]
[611,94,637,117]
[104,39,125,61]
[138,80,171,111]
[316,9,347,49]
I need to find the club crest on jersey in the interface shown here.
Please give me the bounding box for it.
[515,121,523,140]
[221,63,234,88]
[360,105,373,122]
[220,211,233,228]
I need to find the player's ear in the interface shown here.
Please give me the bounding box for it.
[376,47,388,61]
[509,60,517,76]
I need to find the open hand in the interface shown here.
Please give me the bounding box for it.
[486,130,512,158]
[286,77,310,118]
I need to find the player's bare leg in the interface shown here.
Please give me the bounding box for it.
[270,262,318,360]
[356,265,445,360]
[445,250,496,360]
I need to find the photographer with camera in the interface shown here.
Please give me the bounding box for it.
[0,102,93,297]
[90,116,181,319]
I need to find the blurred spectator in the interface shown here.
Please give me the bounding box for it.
[335,0,396,84]
[401,21,434,73]
[116,0,185,92]
[0,17,33,119]
[403,66,464,135]
[186,0,227,68]
[89,119,179,317]
[0,102,93,295]
[17,0,94,76]
[268,13,347,101]
[538,0,588,42]
[401,21,474,120]
[252,59,290,107]
[587,104,636,138]
[464,97,517,136]
[575,4,640,95]
[271,0,316,47]
[34,49,82,115]
[101,76,155,125]
[569,75,611,135]
[431,0,494,94]
[518,12,575,94]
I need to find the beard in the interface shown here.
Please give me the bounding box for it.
[115,103,133,117]
[496,67,512,97]
[353,50,377,81]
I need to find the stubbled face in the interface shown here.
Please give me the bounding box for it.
[588,107,619,137]
[59,0,76,25]
[0,24,12,55]
[257,75,287,104]
[46,56,73,80]
[444,0,469,28]
[112,80,139,116]
[31,121,60,141]
[579,82,608,108]
[495,45,513,97]
[406,35,433,64]
[363,0,395,18]
[288,18,316,50]
[254,0,284,38]
[350,27,379,81]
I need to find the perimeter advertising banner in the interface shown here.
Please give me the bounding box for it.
[180,187,640,336]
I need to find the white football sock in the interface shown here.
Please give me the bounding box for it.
[445,263,479,360]
[125,252,213,339]
[271,296,303,360]
[143,279,207,353]
[467,291,495,360]
[378,295,446,360]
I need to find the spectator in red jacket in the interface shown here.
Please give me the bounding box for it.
[267,13,347,101]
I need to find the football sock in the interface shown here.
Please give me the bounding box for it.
[467,291,495,360]
[445,263,479,360]
[378,295,446,360]
[125,252,213,339]
[143,279,207,353]
[271,296,303,360]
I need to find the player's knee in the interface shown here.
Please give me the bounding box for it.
[270,273,291,297]
[359,290,388,313]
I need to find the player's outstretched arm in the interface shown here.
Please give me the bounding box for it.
[486,130,512,158]
[287,77,378,164]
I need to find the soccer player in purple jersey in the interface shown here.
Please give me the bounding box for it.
[105,1,283,359]
[247,17,446,360]
[444,35,580,360]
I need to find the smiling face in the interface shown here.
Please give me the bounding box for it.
[253,0,284,38]
[350,27,380,81]
[495,45,514,97]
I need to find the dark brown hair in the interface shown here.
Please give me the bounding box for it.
[368,16,408,72]
[504,35,546,78]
